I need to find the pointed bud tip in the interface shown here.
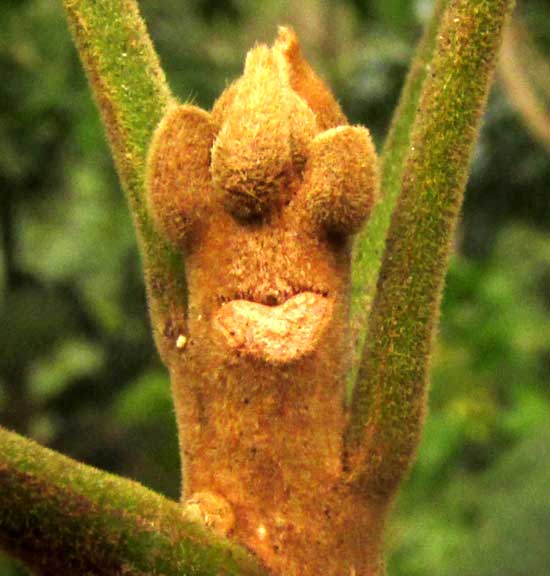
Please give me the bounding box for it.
[275,26,300,58]
[244,43,272,75]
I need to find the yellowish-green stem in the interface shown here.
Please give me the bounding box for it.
[348,0,450,395]
[62,0,186,357]
[0,427,266,575]
[346,0,515,495]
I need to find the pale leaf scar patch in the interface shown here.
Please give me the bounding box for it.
[213,291,332,363]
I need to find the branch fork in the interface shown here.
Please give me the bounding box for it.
[0,0,515,574]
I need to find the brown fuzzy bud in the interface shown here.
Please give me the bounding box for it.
[147,104,215,247]
[301,125,379,235]
[148,27,378,245]
[210,46,292,219]
[274,26,347,131]
[210,45,317,219]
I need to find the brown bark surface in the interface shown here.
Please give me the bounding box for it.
[148,28,381,574]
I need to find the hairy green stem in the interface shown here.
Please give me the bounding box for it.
[348,0,450,393]
[0,427,266,575]
[346,0,515,493]
[62,0,187,357]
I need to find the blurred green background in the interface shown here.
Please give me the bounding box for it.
[1,0,549,574]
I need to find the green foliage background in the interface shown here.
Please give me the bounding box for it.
[1,0,549,573]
